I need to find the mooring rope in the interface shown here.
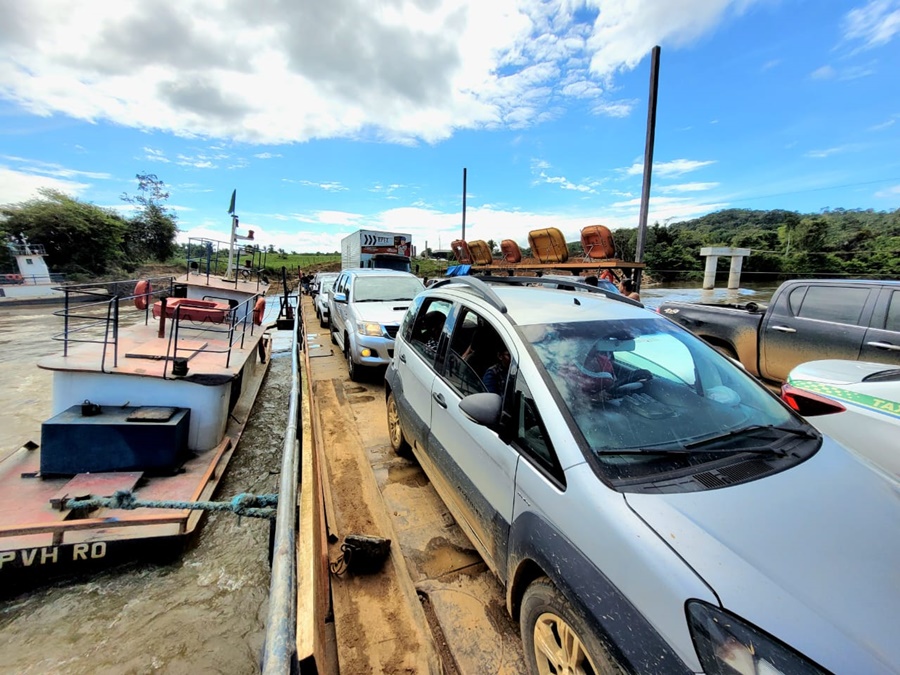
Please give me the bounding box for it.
[62,490,278,519]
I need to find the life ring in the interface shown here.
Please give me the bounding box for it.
[134,279,152,310]
[253,297,265,325]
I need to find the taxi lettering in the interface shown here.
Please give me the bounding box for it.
[0,542,107,569]
[871,398,900,415]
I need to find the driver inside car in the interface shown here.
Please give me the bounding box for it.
[569,336,652,401]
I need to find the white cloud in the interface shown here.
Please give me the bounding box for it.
[811,65,836,80]
[658,182,720,193]
[0,166,89,204]
[624,158,716,177]
[143,147,170,163]
[284,179,349,192]
[842,0,900,50]
[804,144,863,158]
[253,152,282,159]
[0,0,770,145]
[869,116,897,131]
[874,184,900,198]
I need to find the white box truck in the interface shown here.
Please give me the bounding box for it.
[341,230,414,272]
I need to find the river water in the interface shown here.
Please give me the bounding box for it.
[0,303,290,675]
[0,281,775,673]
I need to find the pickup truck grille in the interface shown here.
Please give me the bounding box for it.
[384,325,399,339]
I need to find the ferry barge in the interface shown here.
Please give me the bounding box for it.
[0,271,272,582]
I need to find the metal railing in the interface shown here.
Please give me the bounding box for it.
[262,293,302,674]
[51,277,263,374]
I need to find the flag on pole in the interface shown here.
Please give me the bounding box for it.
[227,189,236,214]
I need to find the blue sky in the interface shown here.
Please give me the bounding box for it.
[1,0,898,255]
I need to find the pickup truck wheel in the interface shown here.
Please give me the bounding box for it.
[710,342,738,360]
[330,326,338,345]
[521,577,621,675]
[346,339,362,382]
[386,392,411,455]
[319,313,328,329]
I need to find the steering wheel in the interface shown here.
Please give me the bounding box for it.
[608,381,644,397]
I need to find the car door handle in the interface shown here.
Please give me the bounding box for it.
[399,353,406,363]
[770,325,797,333]
[866,341,900,351]
[432,392,447,409]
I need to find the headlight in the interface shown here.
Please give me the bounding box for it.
[357,321,383,337]
[686,600,828,675]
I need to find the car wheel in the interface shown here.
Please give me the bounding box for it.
[520,577,621,675]
[345,337,362,382]
[319,313,328,329]
[709,341,738,361]
[386,392,411,455]
[330,325,338,345]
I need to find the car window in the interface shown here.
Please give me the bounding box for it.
[796,286,870,325]
[884,291,900,332]
[351,276,424,302]
[520,317,794,458]
[513,379,562,482]
[408,299,452,365]
[445,308,509,397]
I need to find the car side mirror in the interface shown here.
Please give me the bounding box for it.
[333,292,347,304]
[459,392,503,427]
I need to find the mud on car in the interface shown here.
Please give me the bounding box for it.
[385,275,899,675]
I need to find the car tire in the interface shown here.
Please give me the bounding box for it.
[386,391,411,455]
[345,338,362,382]
[520,577,621,675]
[709,341,738,361]
[330,325,338,345]
[319,313,328,329]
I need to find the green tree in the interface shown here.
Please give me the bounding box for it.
[121,173,178,262]
[1,188,129,276]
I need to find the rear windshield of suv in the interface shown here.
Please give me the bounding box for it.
[352,276,424,302]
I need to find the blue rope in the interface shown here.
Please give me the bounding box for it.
[62,490,278,519]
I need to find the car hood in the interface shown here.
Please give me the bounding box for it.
[351,301,411,325]
[788,359,897,385]
[624,440,900,674]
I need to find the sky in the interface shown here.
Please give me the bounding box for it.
[1,0,899,256]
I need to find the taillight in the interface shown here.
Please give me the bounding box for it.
[780,384,846,417]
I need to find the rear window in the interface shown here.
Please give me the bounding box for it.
[796,286,869,325]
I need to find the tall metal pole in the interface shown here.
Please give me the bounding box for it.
[226,214,238,280]
[635,45,661,274]
[461,167,467,241]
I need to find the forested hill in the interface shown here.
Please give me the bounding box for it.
[607,207,900,282]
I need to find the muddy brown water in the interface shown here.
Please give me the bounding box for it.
[0,304,289,674]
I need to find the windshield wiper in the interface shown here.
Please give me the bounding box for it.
[684,424,818,451]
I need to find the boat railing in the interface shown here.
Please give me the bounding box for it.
[51,277,264,374]
[52,276,178,369]
[164,294,263,374]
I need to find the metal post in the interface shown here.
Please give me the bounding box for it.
[461,167,467,241]
[635,46,661,285]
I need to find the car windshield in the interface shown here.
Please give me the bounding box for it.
[319,275,338,291]
[520,317,799,459]
[352,276,424,302]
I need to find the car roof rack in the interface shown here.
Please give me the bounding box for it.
[431,275,508,313]
[430,274,643,312]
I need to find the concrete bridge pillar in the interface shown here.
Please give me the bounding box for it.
[700,247,751,290]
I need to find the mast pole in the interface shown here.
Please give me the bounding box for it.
[635,46,661,288]
[461,167,467,241]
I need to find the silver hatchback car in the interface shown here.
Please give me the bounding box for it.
[385,275,899,675]
[329,268,424,381]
